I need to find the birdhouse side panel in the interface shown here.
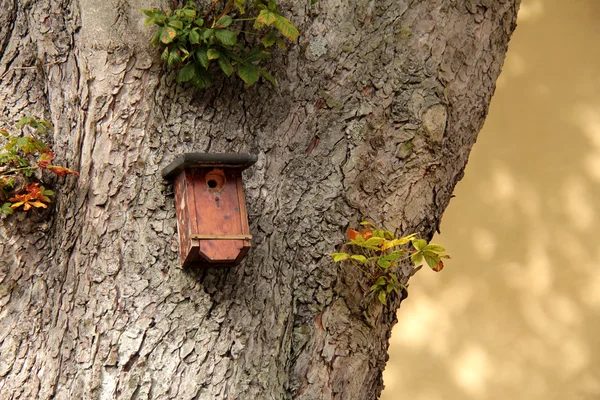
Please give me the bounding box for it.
[174,171,193,266]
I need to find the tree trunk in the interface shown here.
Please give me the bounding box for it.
[0,0,519,398]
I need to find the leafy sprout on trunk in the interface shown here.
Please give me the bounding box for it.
[0,117,79,217]
[141,0,299,88]
[330,222,450,305]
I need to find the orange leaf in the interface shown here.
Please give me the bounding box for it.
[361,228,373,240]
[37,152,55,168]
[10,201,24,209]
[47,165,79,177]
[28,201,48,208]
[347,229,361,241]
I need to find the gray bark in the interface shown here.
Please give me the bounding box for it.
[0,0,519,399]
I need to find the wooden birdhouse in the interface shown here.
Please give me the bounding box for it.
[162,153,257,268]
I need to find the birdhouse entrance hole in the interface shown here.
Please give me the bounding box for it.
[206,169,226,192]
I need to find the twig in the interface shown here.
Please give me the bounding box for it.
[203,0,220,20]
[0,166,39,177]
[216,0,235,21]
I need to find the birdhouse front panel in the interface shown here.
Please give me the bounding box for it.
[187,168,250,264]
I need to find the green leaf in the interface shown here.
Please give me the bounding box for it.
[215,29,237,46]
[350,255,367,264]
[207,48,220,60]
[195,18,205,27]
[377,258,391,269]
[195,47,210,68]
[412,239,427,251]
[244,47,270,63]
[381,235,415,250]
[330,253,350,262]
[410,251,423,265]
[383,230,395,240]
[258,67,276,86]
[215,15,233,28]
[1,202,13,215]
[256,9,278,26]
[261,32,277,47]
[234,0,246,14]
[161,47,170,62]
[371,276,386,290]
[141,8,156,18]
[390,276,402,294]
[189,29,200,44]
[151,31,161,46]
[218,56,234,76]
[273,15,299,41]
[168,20,183,29]
[167,49,182,65]
[0,129,8,138]
[38,120,53,131]
[17,137,30,149]
[191,67,212,88]
[380,252,405,262]
[363,237,385,247]
[424,244,446,252]
[182,8,196,19]
[423,252,441,269]
[42,189,55,196]
[16,117,33,129]
[378,290,387,305]
[237,63,260,86]
[201,28,215,40]
[177,45,190,61]
[178,64,196,83]
[372,229,385,238]
[160,27,177,44]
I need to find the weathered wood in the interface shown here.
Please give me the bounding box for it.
[169,167,252,267]
[191,234,253,240]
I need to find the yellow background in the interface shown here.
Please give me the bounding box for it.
[382,0,600,398]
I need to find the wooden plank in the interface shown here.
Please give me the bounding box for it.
[192,168,244,262]
[174,172,191,267]
[191,234,252,240]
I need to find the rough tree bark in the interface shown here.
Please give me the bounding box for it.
[0,0,519,399]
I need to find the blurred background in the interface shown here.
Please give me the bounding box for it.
[382,0,600,399]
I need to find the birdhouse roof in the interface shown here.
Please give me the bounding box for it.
[162,153,258,180]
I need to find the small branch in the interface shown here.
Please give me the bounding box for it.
[0,166,38,176]
[216,0,235,21]
[203,0,220,20]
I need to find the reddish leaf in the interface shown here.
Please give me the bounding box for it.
[361,228,373,240]
[347,229,361,241]
[9,183,52,211]
[37,152,55,168]
[47,165,79,177]
[432,260,444,272]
